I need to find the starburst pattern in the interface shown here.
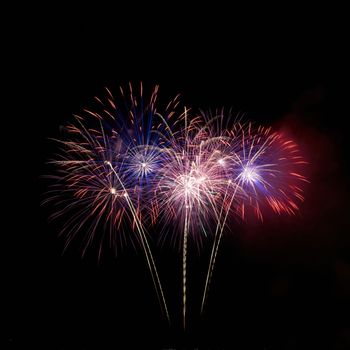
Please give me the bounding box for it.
[43,85,308,328]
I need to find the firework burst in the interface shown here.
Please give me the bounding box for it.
[153,111,245,327]
[230,123,308,219]
[201,120,308,313]
[43,83,182,323]
[43,84,308,330]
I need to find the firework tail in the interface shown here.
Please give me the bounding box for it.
[201,182,240,314]
[182,201,189,329]
[182,108,189,330]
[106,162,170,324]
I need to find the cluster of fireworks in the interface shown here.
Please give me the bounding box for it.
[44,83,308,328]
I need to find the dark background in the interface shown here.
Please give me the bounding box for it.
[6,8,349,349]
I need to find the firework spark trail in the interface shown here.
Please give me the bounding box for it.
[200,122,308,313]
[105,161,170,323]
[182,201,189,330]
[201,180,240,313]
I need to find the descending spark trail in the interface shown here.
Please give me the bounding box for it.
[44,84,308,330]
[105,161,170,322]
[201,179,240,314]
[200,122,308,313]
[183,201,189,329]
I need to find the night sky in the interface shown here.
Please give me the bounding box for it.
[6,8,349,349]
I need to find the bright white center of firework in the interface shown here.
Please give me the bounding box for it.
[218,158,225,166]
[184,175,205,190]
[180,174,206,198]
[172,173,207,207]
[185,181,193,192]
[137,160,153,176]
[110,187,116,195]
[241,166,258,183]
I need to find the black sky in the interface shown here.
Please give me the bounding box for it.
[6,8,349,349]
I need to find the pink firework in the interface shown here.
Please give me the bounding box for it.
[153,111,243,328]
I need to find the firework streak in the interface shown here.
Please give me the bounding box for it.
[44,84,308,329]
